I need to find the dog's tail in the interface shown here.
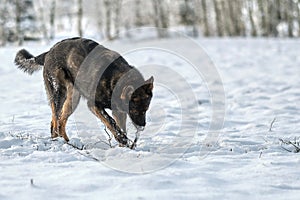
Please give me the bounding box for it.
[14,49,48,75]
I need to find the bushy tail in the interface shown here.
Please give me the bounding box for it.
[14,49,47,75]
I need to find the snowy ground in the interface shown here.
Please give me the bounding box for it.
[0,37,300,199]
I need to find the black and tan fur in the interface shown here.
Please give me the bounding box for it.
[14,37,153,146]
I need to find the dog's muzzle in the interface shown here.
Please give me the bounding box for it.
[135,125,145,132]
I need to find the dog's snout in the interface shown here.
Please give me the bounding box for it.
[134,124,145,131]
[137,126,145,131]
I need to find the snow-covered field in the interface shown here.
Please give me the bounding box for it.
[0,37,299,199]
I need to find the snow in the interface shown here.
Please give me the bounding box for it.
[1,37,300,199]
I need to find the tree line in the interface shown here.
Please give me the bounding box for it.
[0,0,300,46]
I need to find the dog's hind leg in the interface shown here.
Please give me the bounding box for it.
[44,68,80,141]
[50,102,59,138]
[44,70,63,139]
[56,81,80,142]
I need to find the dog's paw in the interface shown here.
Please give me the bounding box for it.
[116,134,130,147]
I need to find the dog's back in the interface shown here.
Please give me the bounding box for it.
[16,37,144,103]
[44,38,144,105]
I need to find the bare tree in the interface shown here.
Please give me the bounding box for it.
[96,0,104,38]
[134,0,143,27]
[113,0,122,39]
[3,0,300,44]
[190,0,199,37]
[258,0,269,36]
[286,0,295,37]
[104,0,112,40]
[247,0,257,37]
[271,0,282,37]
[15,0,23,45]
[77,0,83,37]
[227,0,236,35]
[36,0,48,41]
[152,0,160,33]
[152,0,169,38]
[49,0,56,40]
[179,0,198,37]
[201,0,210,36]
[267,0,275,37]
[221,0,233,36]
[0,0,8,46]
[213,0,224,36]
[158,0,169,33]
[236,0,246,36]
[297,0,300,36]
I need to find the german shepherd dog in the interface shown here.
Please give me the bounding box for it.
[15,37,153,148]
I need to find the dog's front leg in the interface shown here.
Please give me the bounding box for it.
[88,105,128,146]
[112,110,127,133]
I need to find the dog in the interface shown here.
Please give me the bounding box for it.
[14,37,153,147]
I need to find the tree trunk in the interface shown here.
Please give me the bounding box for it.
[270,0,281,37]
[158,0,169,37]
[15,0,23,45]
[228,1,236,35]
[96,0,104,39]
[153,0,160,31]
[236,0,246,36]
[50,0,56,40]
[258,0,268,36]
[0,26,5,46]
[201,0,210,36]
[222,0,232,36]
[287,0,294,37]
[77,0,83,37]
[113,0,122,39]
[248,0,257,36]
[135,0,143,27]
[189,0,199,37]
[297,0,300,36]
[37,0,48,41]
[213,0,223,37]
[268,0,279,37]
[0,0,8,46]
[104,0,112,40]
[152,0,169,38]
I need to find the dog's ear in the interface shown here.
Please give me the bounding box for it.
[121,85,134,100]
[144,76,154,92]
[146,76,154,84]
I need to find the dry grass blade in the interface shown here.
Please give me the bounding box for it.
[279,138,300,153]
[269,118,276,132]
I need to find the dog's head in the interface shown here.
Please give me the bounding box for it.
[121,76,154,129]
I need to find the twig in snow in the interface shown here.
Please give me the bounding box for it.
[66,141,85,150]
[130,130,141,150]
[288,141,300,153]
[279,138,300,153]
[269,118,276,132]
[104,127,112,148]
[77,151,100,162]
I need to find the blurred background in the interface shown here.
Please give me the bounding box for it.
[0,0,300,46]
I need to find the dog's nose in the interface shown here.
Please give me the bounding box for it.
[135,125,145,131]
